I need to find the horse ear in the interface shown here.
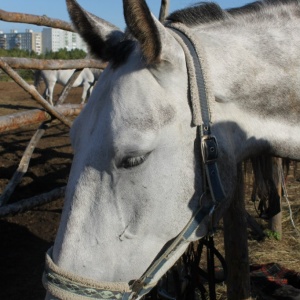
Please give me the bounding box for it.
[123,0,174,65]
[66,0,124,61]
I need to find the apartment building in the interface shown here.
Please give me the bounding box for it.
[42,27,87,53]
[31,31,42,54]
[0,29,42,54]
[0,27,86,54]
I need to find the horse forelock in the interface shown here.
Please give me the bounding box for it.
[167,0,300,27]
[108,37,136,69]
[106,31,160,69]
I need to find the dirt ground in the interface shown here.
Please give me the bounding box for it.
[0,81,299,300]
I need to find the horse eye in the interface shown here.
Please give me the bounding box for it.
[122,153,150,169]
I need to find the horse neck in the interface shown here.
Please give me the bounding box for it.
[197,24,300,162]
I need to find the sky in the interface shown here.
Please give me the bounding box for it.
[0,0,251,33]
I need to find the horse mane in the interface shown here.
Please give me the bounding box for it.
[166,0,300,27]
[109,39,136,68]
[110,0,300,67]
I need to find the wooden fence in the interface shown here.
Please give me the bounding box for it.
[0,9,106,215]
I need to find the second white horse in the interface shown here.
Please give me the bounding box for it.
[34,68,102,105]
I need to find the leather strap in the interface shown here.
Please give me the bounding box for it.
[167,24,226,204]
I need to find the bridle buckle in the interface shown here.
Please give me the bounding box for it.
[201,135,218,164]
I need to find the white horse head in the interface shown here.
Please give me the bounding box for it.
[51,0,208,279]
[44,0,300,299]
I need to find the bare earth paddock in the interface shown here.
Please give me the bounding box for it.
[0,81,299,299]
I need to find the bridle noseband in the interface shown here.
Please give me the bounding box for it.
[43,22,226,300]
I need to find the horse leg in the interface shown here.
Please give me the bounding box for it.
[88,84,94,98]
[81,82,90,104]
[43,87,49,100]
[47,81,56,106]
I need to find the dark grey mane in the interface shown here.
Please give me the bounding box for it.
[167,2,226,26]
[167,0,300,27]
[109,39,136,69]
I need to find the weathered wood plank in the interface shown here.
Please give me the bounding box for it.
[0,104,83,133]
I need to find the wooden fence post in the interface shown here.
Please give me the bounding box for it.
[223,163,251,300]
[268,157,282,239]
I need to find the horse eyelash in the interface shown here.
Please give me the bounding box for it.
[122,154,149,169]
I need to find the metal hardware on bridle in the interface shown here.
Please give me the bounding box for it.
[43,22,227,300]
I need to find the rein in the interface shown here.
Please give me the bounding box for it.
[43,22,226,300]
